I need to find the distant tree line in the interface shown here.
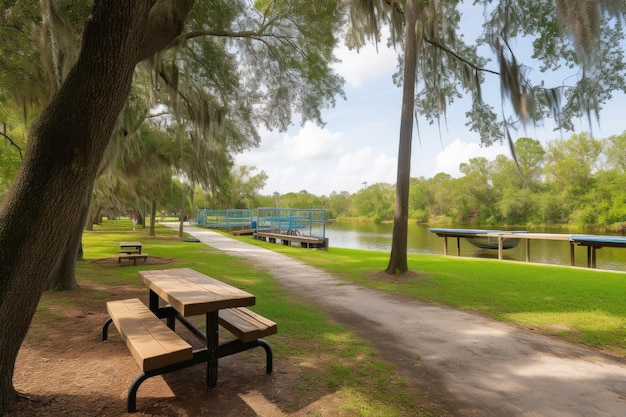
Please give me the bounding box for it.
[206,132,626,231]
[4,129,626,230]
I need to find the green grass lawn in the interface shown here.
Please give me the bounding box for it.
[74,220,447,416]
[65,219,625,416]
[238,233,626,356]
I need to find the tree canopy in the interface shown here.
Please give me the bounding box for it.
[0,1,348,413]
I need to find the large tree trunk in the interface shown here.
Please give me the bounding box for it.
[47,194,87,290]
[387,0,418,274]
[47,189,93,290]
[0,1,174,413]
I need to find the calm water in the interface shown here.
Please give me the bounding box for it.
[325,222,626,272]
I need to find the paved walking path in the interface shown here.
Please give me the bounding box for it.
[172,225,626,416]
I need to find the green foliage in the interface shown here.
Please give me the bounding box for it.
[244,131,626,228]
[277,190,325,210]
[0,1,346,226]
[326,191,352,219]
[352,183,395,223]
[203,165,268,209]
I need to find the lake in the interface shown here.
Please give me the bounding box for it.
[325,222,626,272]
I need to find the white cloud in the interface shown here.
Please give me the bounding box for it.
[253,146,397,196]
[336,147,377,175]
[372,154,397,183]
[278,122,342,160]
[333,42,398,87]
[336,148,396,184]
[433,139,510,177]
[235,123,342,168]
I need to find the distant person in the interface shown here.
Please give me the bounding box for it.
[131,214,136,230]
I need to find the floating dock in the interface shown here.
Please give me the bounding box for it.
[429,228,626,269]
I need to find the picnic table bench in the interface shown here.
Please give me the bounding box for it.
[102,298,193,371]
[117,242,148,265]
[117,253,149,265]
[102,268,277,412]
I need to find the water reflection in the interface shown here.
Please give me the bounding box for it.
[325,222,626,272]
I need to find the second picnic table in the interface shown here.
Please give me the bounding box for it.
[119,241,143,253]
[118,241,148,265]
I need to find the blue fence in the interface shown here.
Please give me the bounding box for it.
[194,208,326,238]
[255,208,326,239]
[194,209,254,230]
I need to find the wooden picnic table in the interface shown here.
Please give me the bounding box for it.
[119,241,143,254]
[103,267,276,412]
[139,268,257,386]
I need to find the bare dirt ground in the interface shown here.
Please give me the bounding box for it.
[8,257,357,417]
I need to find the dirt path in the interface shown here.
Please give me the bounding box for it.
[178,225,626,417]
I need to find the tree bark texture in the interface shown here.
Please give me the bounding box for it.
[0,1,158,413]
[387,0,418,274]
[47,191,92,290]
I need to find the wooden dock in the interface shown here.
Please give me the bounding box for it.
[254,232,328,250]
[429,228,626,269]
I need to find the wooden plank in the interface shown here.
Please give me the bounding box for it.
[118,253,148,265]
[139,268,255,317]
[118,253,148,259]
[254,232,324,244]
[107,298,192,371]
[219,307,277,343]
[120,241,143,247]
[118,249,140,254]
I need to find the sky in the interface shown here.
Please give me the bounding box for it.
[235,17,626,197]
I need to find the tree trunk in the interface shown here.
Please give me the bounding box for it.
[0,2,155,413]
[86,205,102,230]
[136,209,144,230]
[48,191,92,290]
[386,0,418,274]
[150,198,157,236]
[179,189,187,238]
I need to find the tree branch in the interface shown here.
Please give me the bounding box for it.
[423,36,500,76]
[1,131,23,161]
[185,29,260,40]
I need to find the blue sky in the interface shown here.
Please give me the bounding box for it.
[235,20,626,197]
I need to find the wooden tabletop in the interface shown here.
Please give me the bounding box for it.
[139,268,255,317]
[120,241,143,247]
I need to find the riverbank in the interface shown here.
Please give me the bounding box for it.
[325,221,626,272]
